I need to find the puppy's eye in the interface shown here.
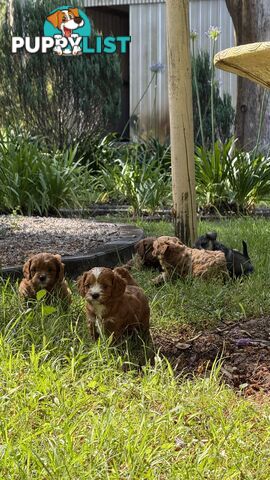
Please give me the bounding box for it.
[47,267,53,273]
[31,268,36,274]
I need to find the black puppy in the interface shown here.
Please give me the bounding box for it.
[195,232,254,278]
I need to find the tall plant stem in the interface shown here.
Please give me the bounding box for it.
[210,40,216,152]
[254,89,269,155]
[192,40,205,149]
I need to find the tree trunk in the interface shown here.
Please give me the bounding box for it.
[166,0,197,245]
[225,0,270,150]
[6,0,14,27]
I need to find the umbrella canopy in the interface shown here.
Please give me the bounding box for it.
[214,42,270,89]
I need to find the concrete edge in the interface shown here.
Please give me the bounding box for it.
[0,224,144,281]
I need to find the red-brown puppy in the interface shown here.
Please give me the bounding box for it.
[77,267,150,341]
[113,266,139,286]
[124,237,162,270]
[152,236,228,284]
[19,252,71,304]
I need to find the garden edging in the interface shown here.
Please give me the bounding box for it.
[0,224,143,281]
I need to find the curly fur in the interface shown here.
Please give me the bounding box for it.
[152,236,228,283]
[123,237,162,271]
[77,267,150,341]
[19,252,71,305]
[195,231,254,278]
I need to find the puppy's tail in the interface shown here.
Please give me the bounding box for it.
[242,240,249,259]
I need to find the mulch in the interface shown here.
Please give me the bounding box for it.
[153,316,270,396]
[0,215,120,267]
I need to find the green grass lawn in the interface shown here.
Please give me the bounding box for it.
[1,217,270,479]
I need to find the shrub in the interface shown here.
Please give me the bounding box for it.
[192,51,235,146]
[195,138,270,213]
[0,0,122,148]
[0,130,94,215]
[94,139,172,214]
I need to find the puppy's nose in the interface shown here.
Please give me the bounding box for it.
[92,293,100,300]
[74,16,82,24]
[39,275,46,282]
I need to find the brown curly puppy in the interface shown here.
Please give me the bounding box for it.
[124,237,162,270]
[113,266,139,286]
[77,267,150,341]
[19,252,71,305]
[152,236,228,284]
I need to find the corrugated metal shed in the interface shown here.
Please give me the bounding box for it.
[189,0,236,109]
[130,2,168,139]
[84,1,165,5]
[85,0,236,140]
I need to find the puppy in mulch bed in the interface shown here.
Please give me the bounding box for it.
[77,266,150,342]
[123,237,162,271]
[19,252,71,306]
[152,236,228,284]
[195,231,254,278]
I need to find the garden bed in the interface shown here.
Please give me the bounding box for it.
[0,216,143,278]
[154,316,270,396]
[59,204,270,222]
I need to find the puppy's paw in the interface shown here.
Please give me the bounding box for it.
[152,273,166,286]
[18,281,36,299]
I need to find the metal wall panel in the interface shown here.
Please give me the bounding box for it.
[84,0,236,139]
[84,1,165,6]
[189,0,236,105]
[130,3,169,140]
[129,0,236,139]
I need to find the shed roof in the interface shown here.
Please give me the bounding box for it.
[84,0,165,6]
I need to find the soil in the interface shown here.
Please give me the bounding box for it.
[153,317,270,396]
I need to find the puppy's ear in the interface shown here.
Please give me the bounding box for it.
[242,241,249,259]
[206,232,217,241]
[153,242,170,256]
[47,10,62,29]
[69,7,80,17]
[77,272,88,297]
[112,272,126,298]
[135,240,145,257]
[114,267,138,286]
[23,259,32,280]
[54,254,65,282]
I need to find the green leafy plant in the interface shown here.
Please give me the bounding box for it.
[195,138,270,213]
[228,151,270,211]
[0,130,94,215]
[191,50,235,147]
[95,140,171,214]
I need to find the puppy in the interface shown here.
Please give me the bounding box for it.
[47,8,84,55]
[195,232,254,278]
[77,267,150,341]
[152,236,228,284]
[113,266,139,286]
[124,237,162,270]
[47,8,84,36]
[19,253,71,304]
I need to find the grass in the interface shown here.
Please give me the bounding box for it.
[98,215,270,329]
[1,216,270,478]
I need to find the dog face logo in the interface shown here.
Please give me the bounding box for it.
[47,8,84,38]
[12,5,131,55]
[44,6,90,55]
